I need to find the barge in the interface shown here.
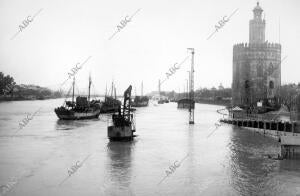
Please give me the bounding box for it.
[107,85,136,141]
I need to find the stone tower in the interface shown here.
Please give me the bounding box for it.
[232,2,281,107]
[249,2,265,44]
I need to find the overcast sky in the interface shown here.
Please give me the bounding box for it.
[0,0,299,95]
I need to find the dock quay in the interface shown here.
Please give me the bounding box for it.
[220,117,300,159]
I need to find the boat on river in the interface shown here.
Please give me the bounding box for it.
[132,96,149,107]
[54,76,101,120]
[100,81,121,113]
[108,85,136,141]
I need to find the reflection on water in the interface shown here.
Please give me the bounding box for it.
[103,141,136,195]
[227,126,287,196]
[55,119,100,131]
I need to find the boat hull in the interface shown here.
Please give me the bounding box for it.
[177,99,195,109]
[55,109,101,120]
[100,106,119,113]
[132,102,149,107]
[107,125,134,141]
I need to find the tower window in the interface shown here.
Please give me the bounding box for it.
[257,64,263,77]
[269,81,274,89]
[245,80,250,89]
[269,63,274,75]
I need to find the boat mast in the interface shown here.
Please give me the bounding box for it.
[105,83,107,102]
[111,80,114,97]
[88,74,91,102]
[188,48,195,124]
[186,79,189,98]
[141,81,143,96]
[158,79,161,100]
[72,77,75,104]
[114,86,117,99]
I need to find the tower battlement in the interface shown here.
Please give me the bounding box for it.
[233,42,281,50]
[233,42,281,60]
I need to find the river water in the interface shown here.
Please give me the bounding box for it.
[0,99,300,196]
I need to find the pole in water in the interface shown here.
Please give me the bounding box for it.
[187,48,195,124]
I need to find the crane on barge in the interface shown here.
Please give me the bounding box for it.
[107,85,136,141]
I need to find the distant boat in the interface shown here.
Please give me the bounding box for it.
[177,98,195,109]
[157,98,169,104]
[54,76,101,120]
[158,99,165,104]
[100,96,121,113]
[132,82,149,107]
[100,81,121,113]
[132,96,149,107]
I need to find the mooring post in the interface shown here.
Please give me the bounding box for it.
[276,121,279,136]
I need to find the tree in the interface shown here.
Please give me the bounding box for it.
[0,72,16,95]
[279,84,299,111]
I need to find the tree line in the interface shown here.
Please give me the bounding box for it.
[0,72,62,100]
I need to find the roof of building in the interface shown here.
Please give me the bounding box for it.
[232,106,243,111]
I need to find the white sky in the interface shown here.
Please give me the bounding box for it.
[0,0,299,95]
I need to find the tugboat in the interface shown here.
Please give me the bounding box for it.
[108,85,136,141]
[54,76,101,120]
[100,81,121,113]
